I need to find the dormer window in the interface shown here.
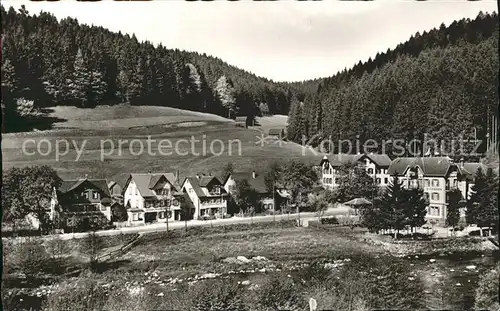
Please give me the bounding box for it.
[214,187,221,194]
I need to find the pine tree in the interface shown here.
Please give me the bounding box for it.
[68,48,90,107]
[446,188,463,234]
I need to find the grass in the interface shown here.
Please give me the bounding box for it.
[2,106,322,186]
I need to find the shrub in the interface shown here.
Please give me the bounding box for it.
[10,238,50,278]
[43,280,107,311]
[259,275,306,311]
[321,216,339,225]
[191,280,248,311]
[475,264,500,310]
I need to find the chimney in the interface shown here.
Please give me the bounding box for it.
[252,171,256,179]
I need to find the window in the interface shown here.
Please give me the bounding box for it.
[376,168,381,174]
[214,187,221,194]
[136,200,140,208]
[425,179,430,187]
[431,193,439,201]
[432,179,439,187]
[376,178,381,184]
[100,205,106,211]
[159,212,165,219]
[384,178,388,184]
[424,192,430,202]
[367,168,374,174]
[83,192,89,199]
[93,192,99,199]
[133,213,139,221]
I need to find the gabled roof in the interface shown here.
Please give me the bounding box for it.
[183,176,226,198]
[57,178,111,197]
[321,154,364,167]
[364,154,392,168]
[226,172,269,194]
[387,157,453,177]
[127,173,180,197]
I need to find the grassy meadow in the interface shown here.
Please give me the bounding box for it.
[2,105,319,185]
[3,222,498,311]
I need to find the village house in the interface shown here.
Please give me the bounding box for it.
[387,157,487,223]
[223,171,275,211]
[122,172,185,226]
[318,153,392,189]
[181,174,228,219]
[108,180,123,204]
[43,177,113,231]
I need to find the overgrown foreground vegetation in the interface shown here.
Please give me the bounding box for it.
[2,222,499,311]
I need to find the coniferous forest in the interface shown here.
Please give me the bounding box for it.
[287,11,499,157]
[1,5,499,147]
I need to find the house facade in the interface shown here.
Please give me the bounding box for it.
[387,157,487,223]
[318,153,392,189]
[47,178,113,230]
[122,172,184,226]
[223,171,275,211]
[182,175,228,219]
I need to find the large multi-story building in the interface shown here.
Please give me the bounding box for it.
[181,175,229,219]
[44,178,113,230]
[122,172,185,226]
[387,157,487,223]
[318,153,392,189]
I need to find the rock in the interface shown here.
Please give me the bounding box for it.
[252,256,268,261]
[456,283,462,286]
[450,269,455,272]
[157,292,164,297]
[415,256,419,259]
[200,273,218,279]
[429,259,436,263]
[241,280,251,286]
[466,265,476,270]
[237,256,251,263]
[259,268,266,273]
[408,277,415,281]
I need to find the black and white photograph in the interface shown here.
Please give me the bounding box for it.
[1,0,499,310]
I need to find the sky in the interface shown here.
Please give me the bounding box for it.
[2,0,497,82]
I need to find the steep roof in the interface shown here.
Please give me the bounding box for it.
[387,157,453,177]
[183,176,226,198]
[129,173,180,197]
[228,172,269,194]
[364,154,392,168]
[57,179,111,197]
[321,154,364,167]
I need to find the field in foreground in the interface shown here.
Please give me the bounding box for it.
[3,222,498,311]
[2,105,319,184]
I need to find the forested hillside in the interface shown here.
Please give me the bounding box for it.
[1,5,316,132]
[287,11,499,158]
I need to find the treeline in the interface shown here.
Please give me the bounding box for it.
[0,5,313,132]
[287,11,499,157]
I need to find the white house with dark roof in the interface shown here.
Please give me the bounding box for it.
[122,172,184,226]
[223,171,275,211]
[387,157,488,223]
[318,153,392,189]
[181,175,228,219]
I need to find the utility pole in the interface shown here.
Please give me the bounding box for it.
[273,184,276,223]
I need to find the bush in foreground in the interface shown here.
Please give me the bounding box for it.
[475,263,500,310]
